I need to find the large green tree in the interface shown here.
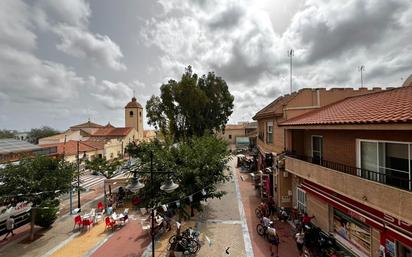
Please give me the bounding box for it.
[126,135,231,225]
[27,126,60,144]
[0,156,75,239]
[85,157,124,194]
[85,157,123,179]
[146,66,234,141]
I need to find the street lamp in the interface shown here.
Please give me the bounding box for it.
[127,150,179,257]
[76,141,87,212]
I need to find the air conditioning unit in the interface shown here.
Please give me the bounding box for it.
[283,171,288,177]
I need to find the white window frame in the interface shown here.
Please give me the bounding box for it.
[356,139,412,190]
[296,187,307,213]
[266,121,273,144]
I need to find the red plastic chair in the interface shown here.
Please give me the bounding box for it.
[73,215,82,231]
[83,218,92,231]
[97,201,103,210]
[105,216,115,231]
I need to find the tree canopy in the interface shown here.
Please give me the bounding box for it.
[0,129,17,139]
[146,66,234,141]
[126,135,231,217]
[0,155,75,205]
[27,126,60,144]
[85,157,124,179]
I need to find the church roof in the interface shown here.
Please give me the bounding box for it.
[91,127,133,137]
[125,97,143,109]
[70,121,104,129]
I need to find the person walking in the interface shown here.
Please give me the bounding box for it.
[295,229,305,257]
[3,216,15,240]
[266,223,279,257]
[268,196,277,218]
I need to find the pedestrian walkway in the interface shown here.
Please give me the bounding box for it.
[73,175,105,190]
[237,166,299,257]
[90,220,149,257]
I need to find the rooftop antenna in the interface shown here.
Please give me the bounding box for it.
[358,65,365,88]
[288,49,294,93]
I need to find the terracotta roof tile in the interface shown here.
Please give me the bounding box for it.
[253,92,297,120]
[70,121,104,129]
[91,127,132,137]
[279,86,412,126]
[40,140,105,156]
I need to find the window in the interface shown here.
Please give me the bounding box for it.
[266,121,273,144]
[129,111,134,117]
[229,135,232,139]
[312,136,323,164]
[297,188,306,213]
[359,140,411,190]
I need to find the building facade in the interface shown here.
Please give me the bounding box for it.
[279,85,412,257]
[253,87,383,209]
[38,97,147,162]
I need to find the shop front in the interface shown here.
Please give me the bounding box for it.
[300,181,412,257]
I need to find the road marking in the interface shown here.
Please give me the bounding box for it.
[232,164,254,257]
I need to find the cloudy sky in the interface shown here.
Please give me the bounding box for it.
[1,0,411,131]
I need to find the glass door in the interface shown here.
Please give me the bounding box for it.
[312,136,323,165]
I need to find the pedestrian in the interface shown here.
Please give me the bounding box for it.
[302,212,315,225]
[295,229,305,257]
[268,196,276,218]
[266,223,279,257]
[279,207,288,222]
[3,216,15,240]
[261,215,272,227]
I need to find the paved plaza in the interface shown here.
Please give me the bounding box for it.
[0,158,298,257]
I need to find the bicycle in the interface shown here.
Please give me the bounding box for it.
[169,228,201,254]
[255,204,269,219]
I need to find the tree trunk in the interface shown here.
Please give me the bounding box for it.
[109,184,112,195]
[30,208,36,241]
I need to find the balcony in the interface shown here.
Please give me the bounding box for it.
[285,154,412,223]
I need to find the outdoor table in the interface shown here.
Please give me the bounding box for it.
[111,213,125,225]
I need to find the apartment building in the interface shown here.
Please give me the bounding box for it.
[279,85,412,257]
[253,87,382,208]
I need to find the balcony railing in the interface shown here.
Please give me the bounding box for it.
[286,153,412,192]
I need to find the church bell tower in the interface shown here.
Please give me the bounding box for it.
[125,97,143,139]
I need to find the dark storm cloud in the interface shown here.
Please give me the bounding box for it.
[296,0,406,64]
[213,45,268,84]
[208,6,245,30]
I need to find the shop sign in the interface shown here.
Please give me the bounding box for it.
[333,209,371,255]
[383,213,412,233]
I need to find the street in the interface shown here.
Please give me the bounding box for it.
[0,158,299,257]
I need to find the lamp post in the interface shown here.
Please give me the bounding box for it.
[127,150,179,257]
[76,141,87,212]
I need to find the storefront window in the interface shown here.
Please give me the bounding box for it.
[333,209,371,255]
[297,188,306,213]
[398,242,412,257]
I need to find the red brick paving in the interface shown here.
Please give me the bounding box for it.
[90,220,150,257]
[237,169,299,257]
